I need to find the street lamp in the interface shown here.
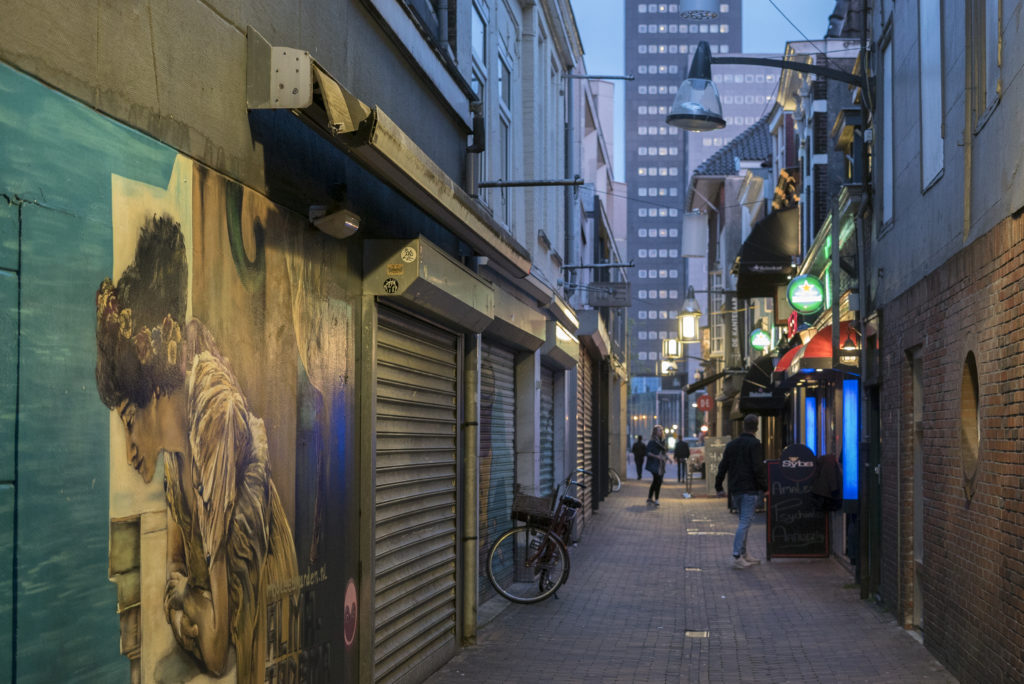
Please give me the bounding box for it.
[666,42,725,132]
[667,40,867,133]
[677,286,702,342]
[662,337,683,360]
[678,0,719,20]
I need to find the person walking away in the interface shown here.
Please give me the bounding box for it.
[632,435,647,480]
[675,438,690,483]
[645,425,669,506]
[715,414,768,568]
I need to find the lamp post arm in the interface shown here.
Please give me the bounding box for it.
[711,55,863,87]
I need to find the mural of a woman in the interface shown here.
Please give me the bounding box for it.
[95,215,299,682]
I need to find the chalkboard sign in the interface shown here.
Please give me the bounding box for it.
[765,458,829,558]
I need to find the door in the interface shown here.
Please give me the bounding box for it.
[539,365,556,496]
[576,347,594,524]
[478,341,516,604]
[373,307,460,683]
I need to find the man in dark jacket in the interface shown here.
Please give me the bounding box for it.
[675,438,690,483]
[715,414,768,569]
[631,435,647,480]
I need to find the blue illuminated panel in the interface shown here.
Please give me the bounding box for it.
[843,379,860,499]
[805,396,817,455]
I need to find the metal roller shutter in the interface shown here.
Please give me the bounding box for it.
[478,342,516,603]
[539,365,555,496]
[576,347,594,524]
[374,307,459,684]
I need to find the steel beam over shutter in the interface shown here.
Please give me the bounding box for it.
[576,346,595,524]
[477,342,516,604]
[539,366,556,496]
[374,307,459,684]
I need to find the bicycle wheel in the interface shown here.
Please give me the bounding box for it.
[487,525,570,604]
[609,468,622,492]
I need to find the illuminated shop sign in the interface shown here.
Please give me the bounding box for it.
[749,328,771,351]
[786,275,825,314]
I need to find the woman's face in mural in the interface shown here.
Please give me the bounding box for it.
[117,397,164,483]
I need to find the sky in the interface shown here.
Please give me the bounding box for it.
[573,0,838,180]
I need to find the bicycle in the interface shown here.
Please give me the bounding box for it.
[608,467,622,492]
[486,469,591,604]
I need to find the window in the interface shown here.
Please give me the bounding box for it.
[471,3,486,63]
[499,57,511,108]
[669,269,678,278]
[639,290,648,299]
[966,0,1001,125]
[638,228,648,237]
[961,351,981,498]
[919,1,943,188]
[638,249,648,258]
[639,311,648,320]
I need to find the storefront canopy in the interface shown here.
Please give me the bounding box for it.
[685,370,730,394]
[774,343,804,376]
[790,321,860,374]
[739,355,787,414]
[732,206,800,300]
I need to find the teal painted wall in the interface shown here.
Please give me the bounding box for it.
[0,62,177,682]
[0,61,363,683]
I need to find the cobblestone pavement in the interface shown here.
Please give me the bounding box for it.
[425,472,957,684]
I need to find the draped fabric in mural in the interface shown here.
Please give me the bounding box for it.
[98,157,352,683]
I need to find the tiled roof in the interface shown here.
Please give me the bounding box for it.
[692,113,772,177]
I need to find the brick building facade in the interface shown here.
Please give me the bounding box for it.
[880,212,1024,679]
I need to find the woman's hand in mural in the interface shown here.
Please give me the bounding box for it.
[164,570,203,660]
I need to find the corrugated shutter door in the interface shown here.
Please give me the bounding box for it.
[576,347,594,523]
[374,307,459,684]
[478,342,516,604]
[539,366,555,496]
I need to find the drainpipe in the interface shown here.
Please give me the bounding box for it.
[438,0,449,46]
[857,0,873,600]
[461,330,481,644]
[564,69,577,298]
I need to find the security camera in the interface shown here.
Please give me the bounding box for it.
[309,205,360,239]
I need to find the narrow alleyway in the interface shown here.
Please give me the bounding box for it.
[426,471,956,683]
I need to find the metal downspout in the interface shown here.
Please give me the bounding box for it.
[461,332,481,644]
[857,0,874,600]
[565,71,576,297]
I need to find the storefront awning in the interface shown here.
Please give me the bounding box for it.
[732,206,800,300]
[246,29,534,279]
[739,355,787,415]
[685,370,730,394]
[790,321,860,375]
[774,343,804,376]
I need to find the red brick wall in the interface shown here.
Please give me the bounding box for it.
[879,213,1024,680]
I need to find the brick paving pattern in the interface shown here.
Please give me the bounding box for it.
[426,472,957,683]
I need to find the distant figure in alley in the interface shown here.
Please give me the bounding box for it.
[644,425,669,506]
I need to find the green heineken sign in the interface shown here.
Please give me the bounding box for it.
[749,328,772,351]
[787,275,825,314]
